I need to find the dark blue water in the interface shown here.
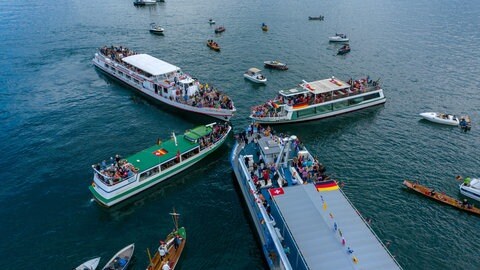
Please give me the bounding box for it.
[1,0,479,269]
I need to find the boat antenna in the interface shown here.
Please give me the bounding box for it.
[169,208,181,231]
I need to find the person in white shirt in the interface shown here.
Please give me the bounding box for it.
[162,260,171,270]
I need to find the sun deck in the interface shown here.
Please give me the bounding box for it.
[305,78,351,94]
[272,183,400,270]
[122,54,181,76]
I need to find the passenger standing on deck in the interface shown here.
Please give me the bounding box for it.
[162,261,171,270]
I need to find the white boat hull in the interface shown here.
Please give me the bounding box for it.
[244,74,267,84]
[329,36,349,42]
[419,112,459,126]
[460,178,480,202]
[75,257,100,270]
[251,93,386,124]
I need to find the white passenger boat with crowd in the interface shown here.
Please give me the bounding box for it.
[250,76,386,124]
[93,46,236,121]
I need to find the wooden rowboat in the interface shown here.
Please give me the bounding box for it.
[146,210,186,270]
[403,180,480,216]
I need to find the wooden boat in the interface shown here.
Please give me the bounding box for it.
[214,26,225,33]
[308,15,324,20]
[147,210,187,270]
[261,23,268,31]
[337,44,350,55]
[207,40,220,51]
[263,60,288,70]
[149,23,164,35]
[403,180,480,216]
[102,243,135,270]
[244,67,267,84]
[329,33,349,42]
[75,257,101,270]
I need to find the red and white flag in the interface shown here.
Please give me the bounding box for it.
[269,187,285,196]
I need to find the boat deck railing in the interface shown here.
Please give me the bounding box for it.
[237,152,293,270]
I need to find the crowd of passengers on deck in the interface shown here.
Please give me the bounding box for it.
[251,76,380,118]
[199,122,229,150]
[239,123,330,190]
[173,82,234,110]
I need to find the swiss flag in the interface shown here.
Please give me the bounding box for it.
[269,187,285,196]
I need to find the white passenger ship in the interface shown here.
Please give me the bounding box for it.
[93,46,236,121]
[250,76,385,124]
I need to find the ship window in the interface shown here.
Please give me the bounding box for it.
[126,75,131,80]
[363,92,380,101]
[118,71,124,76]
[110,66,115,71]
[160,158,176,171]
[315,104,332,113]
[139,166,160,181]
[134,79,140,84]
[333,100,349,110]
[297,107,316,117]
[181,148,199,160]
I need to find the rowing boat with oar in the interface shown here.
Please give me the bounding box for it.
[403,180,480,216]
[146,209,186,270]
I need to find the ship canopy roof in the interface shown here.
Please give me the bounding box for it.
[125,124,213,172]
[122,54,181,76]
[301,78,351,94]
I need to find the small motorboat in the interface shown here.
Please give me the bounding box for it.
[214,26,225,33]
[207,40,220,51]
[133,0,155,5]
[149,23,164,35]
[244,68,267,84]
[261,23,268,32]
[337,44,350,55]
[102,244,135,270]
[263,60,288,70]
[208,18,215,25]
[460,177,480,202]
[329,33,349,42]
[75,257,101,270]
[308,15,324,20]
[403,180,480,216]
[419,112,460,126]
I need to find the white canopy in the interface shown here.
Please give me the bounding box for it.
[122,54,180,76]
[302,78,351,94]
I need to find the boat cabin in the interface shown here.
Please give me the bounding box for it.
[121,54,199,97]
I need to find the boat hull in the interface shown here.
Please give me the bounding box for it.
[92,57,234,121]
[419,112,459,126]
[90,126,231,207]
[403,180,480,216]
[251,95,386,124]
[264,63,288,70]
[459,179,480,202]
[244,74,267,84]
[230,142,279,269]
[75,257,100,270]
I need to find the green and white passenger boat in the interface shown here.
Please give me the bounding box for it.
[250,76,386,124]
[89,122,231,207]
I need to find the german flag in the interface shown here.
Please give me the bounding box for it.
[315,180,339,192]
[153,148,168,156]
